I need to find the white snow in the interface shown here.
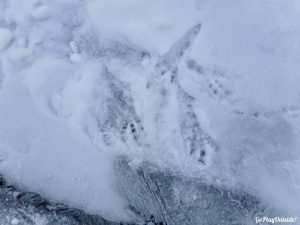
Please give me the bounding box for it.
[0,0,299,221]
[11,218,19,225]
[31,5,49,19]
[70,53,82,63]
[0,28,12,51]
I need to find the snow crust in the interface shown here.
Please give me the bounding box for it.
[0,0,300,222]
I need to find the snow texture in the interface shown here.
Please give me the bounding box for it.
[0,0,300,224]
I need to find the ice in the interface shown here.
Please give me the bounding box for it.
[115,157,276,225]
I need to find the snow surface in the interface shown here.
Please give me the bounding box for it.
[0,0,300,223]
[0,27,12,51]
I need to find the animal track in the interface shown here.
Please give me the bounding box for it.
[186,59,236,101]
[90,67,145,147]
[178,87,218,165]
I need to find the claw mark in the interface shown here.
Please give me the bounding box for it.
[178,87,218,165]
[186,59,236,101]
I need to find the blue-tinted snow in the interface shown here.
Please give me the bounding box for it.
[0,0,299,224]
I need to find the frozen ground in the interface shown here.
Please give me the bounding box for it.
[0,0,300,224]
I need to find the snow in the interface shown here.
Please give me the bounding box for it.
[11,218,19,225]
[0,28,12,51]
[31,5,49,20]
[0,0,299,223]
[70,53,82,63]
